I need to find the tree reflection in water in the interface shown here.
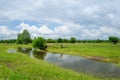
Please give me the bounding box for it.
[17,47,46,59]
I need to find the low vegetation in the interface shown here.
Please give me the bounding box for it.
[0,43,101,80]
[32,37,47,50]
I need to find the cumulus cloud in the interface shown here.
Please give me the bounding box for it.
[17,22,83,39]
[1,22,120,39]
[0,26,18,39]
[100,26,120,36]
[0,0,120,39]
[17,22,82,39]
[17,22,54,38]
[17,22,117,39]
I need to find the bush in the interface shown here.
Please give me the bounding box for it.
[32,37,47,50]
[109,36,119,44]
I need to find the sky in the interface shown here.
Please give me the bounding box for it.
[0,0,120,40]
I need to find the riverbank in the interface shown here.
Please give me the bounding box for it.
[47,43,120,64]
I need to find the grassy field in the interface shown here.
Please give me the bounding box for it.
[0,43,119,80]
[0,43,100,80]
[47,43,120,64]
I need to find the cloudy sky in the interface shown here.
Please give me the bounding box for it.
[0,0,120,40]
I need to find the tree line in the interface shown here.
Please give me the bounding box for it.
[0,37,111,44]
[0,39,16,43]
[0,29,119,44]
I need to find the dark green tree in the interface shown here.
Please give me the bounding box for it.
[32,37,47,50]
[46,38,56,43]
[57,38,63,43]
[63,39,69,43]
[70,37,76,43]
[109,36,119,44]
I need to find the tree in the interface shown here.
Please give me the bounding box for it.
[16,29,31,44]
[16,33,23,44]
[57,38,63,43]
[63,39,69,43]
[96,39,102,43]
[22,29,31,44]
[70,37,76,43]
[46,38,56,43]
[32,37,47,50]
[109,36,119,44]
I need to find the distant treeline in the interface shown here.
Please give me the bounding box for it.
[0,39,16,43]
[46,38,109,43]
[0,38,109,43]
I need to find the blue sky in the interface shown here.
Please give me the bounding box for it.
[0,0,120,40]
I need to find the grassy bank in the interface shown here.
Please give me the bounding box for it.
[47,43,120,64]
[0,43,100,80]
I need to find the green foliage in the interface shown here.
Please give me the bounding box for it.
[77,40,109,43]
[57,38,63,43]
[0,39,16,43]
[63,39,69,43]
[16,29,31,44]
[46,38,56,43]
[109,36,119,44]
[16,33,22,44]
[22,29,31,44]
[70,37,76,43]
[32,37,47,50]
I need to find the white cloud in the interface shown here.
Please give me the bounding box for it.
[100,26,120,35]
[0,26,18,39]
[83,6,100,15]
[17,22,103,39]
[17,22,54,38]
[82,29,101,38]
[107,13,114,20]
[38,25,54,34]
[55,22,82,34]
[0,0,120,24]
[1,22,120,40]
[17,22,83,39]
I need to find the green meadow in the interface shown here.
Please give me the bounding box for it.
[0,43,120,80]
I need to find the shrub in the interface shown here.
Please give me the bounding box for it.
[32,37,47,50]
